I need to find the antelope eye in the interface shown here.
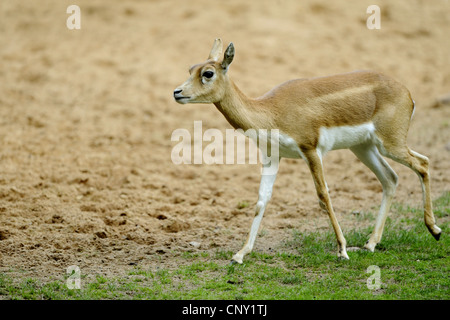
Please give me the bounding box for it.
[202,71,214,79]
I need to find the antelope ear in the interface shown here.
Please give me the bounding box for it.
[221,42,234,72]
[208,38,223,61]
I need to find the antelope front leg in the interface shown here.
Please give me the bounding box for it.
[231,163,278,264]
[305,149,349,260]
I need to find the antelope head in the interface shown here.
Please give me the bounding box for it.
[173,38,234,104]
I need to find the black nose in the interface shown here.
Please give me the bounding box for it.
[174,89,182,95]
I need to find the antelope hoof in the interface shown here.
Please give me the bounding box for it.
[364,241,377,252]
[433,232,441,241]
[338,250,349,260]
[428,225,442,241]
[231,254,243,265]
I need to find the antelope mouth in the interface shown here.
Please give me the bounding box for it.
[174,96,191,103]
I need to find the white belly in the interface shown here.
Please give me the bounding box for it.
[278,133,306,159]
[318,122,376,154]
[276,122,376,160]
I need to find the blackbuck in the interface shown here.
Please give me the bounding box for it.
[173,38,441,264]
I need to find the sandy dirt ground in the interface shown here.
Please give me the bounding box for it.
[0,0,449,283]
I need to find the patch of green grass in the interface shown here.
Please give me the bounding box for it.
[236,200,251,209]
[1,192,448,300]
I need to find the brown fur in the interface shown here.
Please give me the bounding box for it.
[217,69,414,152]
